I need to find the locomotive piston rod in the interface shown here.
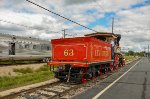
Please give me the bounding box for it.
[67,66,72,82]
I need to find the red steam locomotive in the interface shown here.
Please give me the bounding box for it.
[48,32,124,83]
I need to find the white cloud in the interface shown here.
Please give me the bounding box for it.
[0,9,64,39]
[0,0,149,52]
[114,5,150,51]
[102,0,143,12]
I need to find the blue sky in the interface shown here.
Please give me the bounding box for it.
[130,0,150,9]
[0,0,149,51]
[87,0,149,29]
[62,0,149,32]
[88,12,116,28]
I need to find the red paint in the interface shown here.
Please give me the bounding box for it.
[115,54,119,64]
[110,62,114,72]
[115,54,119,71]
[48,61,88,67]
[49,37,112,67]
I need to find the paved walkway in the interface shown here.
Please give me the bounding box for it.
[73,57,150,99]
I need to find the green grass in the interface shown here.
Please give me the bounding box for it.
[0,65,54,91]
[13,67,33,74]
[0,71,54,91]
[36,65,50,72]
[13,65,50,74]
[124,55,137,61]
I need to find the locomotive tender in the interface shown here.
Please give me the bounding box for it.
[48,32,124,83]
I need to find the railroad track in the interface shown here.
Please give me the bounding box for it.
[1,81,79,99]
[1,74,111,99]
[1,58,140,99]
[14,83,77,99]
[0,73,126,99]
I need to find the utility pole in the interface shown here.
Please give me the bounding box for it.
[112,17,114,33]
[148,45,149,57]
[62,29,67,38]
[148,44,149,53]
[143,47,146,57]
[144,47,146,52]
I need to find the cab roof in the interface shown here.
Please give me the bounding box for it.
[84,32,118,39]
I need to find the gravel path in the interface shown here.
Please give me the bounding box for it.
[0,63,46,76]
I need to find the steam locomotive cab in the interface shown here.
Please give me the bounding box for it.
[85,33,124,70]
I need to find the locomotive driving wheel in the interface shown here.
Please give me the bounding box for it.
[110,62,114,72]
[80,68,87,83]
[98,65,103,76]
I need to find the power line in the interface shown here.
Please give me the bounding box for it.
[0,19,59,33]
[26,0,98,32]
[0,19,31,29]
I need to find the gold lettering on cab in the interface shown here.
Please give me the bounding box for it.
[94,46,109,57]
